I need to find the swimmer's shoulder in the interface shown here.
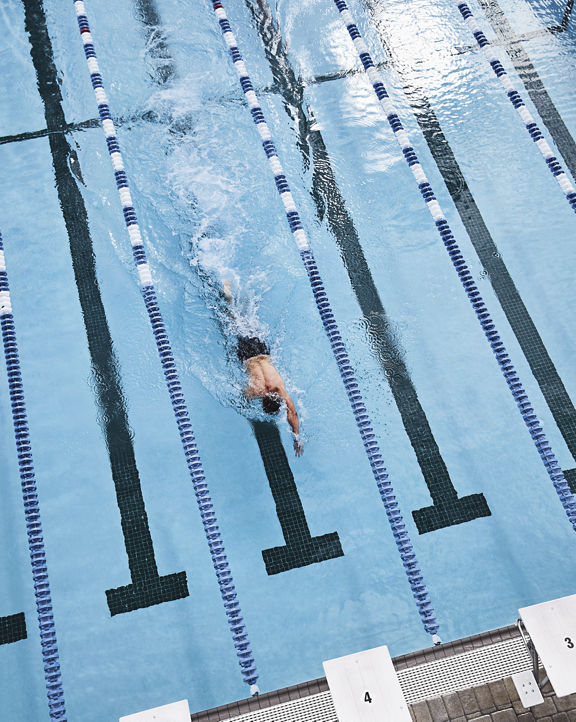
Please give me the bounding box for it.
[244,354,270,367]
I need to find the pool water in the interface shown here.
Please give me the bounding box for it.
[0,0,575,717]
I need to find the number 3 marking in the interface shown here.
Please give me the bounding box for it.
[566,637,574,649]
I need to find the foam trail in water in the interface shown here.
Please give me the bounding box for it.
[134,75,304,422]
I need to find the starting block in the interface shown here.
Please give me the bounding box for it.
[323,645,411,722]
[518,593,576,697]
[119,699,190,722]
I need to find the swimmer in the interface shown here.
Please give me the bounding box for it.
[223,280,303,457]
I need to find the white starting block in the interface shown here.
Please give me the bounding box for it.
[119,699,190,722]
[518,593,576,697]
[323,646,411,722]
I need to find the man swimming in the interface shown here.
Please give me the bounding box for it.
[223,280,304,457]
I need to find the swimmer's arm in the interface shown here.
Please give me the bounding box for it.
[221,280,238,323]
[284,394,303,457]
[284,395,299,435]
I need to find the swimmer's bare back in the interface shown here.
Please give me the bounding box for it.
[244,355,302,455]
[244,355,286,398]
[222,280,302,455]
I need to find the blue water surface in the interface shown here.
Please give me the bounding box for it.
[0,0,575,717]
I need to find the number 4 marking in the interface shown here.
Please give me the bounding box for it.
[364,692,372,703]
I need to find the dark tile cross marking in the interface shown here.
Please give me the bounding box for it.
[0,612,27,646]
[251,421,343,574]
[21,0,188,615]
[0,113,161,147]
[246,0,491,533]
[364,0,576,491]
[454,0,573,54]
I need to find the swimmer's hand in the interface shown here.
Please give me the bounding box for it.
[292,433,304,457]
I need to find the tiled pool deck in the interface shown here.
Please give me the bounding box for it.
[190,626,576,721]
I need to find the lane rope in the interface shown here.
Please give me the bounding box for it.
[72,0,259,694]
[332,0,576,528]
[456,1,576,214]
[210,0,441,642]
[0,232,67,720]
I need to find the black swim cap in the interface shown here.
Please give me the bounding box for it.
[262,392,282,415]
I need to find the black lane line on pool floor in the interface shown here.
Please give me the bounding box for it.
[196,275,343,575]
[21,0,189,615]
[251,421,344,574]
[365,0,576,491]
[132,0,177,84]
[0,612,27,647]
[129,0,345,573]
[475,0,576,182]
[247,0,491,534]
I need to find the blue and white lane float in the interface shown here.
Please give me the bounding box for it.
[72,0,259,694]
[210,0,441,643]
[0,232,67,721]
[456,2,576,214]
[332,0,576,528]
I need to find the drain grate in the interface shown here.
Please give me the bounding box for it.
[227,692,337,722]
[224,638,533,722]
[397,637,532,703]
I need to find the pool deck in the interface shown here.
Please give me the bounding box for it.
[190,625,576,721]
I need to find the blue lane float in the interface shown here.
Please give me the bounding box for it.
[210,0,441,642]
[456,1,576,214]
[331,0,576,528]
[72,0,259,694]
[0,232,68,721]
